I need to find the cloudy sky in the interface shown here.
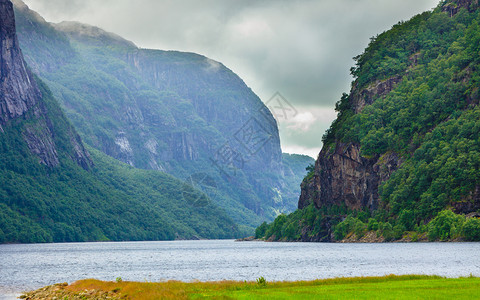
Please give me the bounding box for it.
[23,0,439,158]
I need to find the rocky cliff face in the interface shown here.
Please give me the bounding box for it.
[299,80,402,211]
[0,0,40,126]
[442,0,479,16]
[0,0,90,168]
[350,76,402,114]
[122,49,282,171]
[299,0,480,215]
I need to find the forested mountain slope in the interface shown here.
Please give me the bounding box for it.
[0,0,239,243]
[12,0,314,230]
[257,0,480,242]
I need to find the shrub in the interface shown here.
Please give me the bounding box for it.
[382,222,394,242]
[282,222,297,240]
[256,277,267,286]
[265,214,287,239]
[427,210,465,241]
[354,220,367,238]
[333,216,357,240]
[367,218,379,231]
[255,222,268,239]
[393,225,406,240]
[398,209,415,231]
[463,218,480,241]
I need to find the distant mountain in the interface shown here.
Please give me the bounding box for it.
[0,0,239,243]
[12,0,314,231]
[257,0,480,242]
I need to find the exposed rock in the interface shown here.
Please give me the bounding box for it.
[339,231,428,243]
[299,143,402,211]
[0,0,41,124]
[299,143,378,211]
[0,0,91,169]
[340,231,385,243]
[299,73,403,212]
[23,122,59,167]
[442,0,479,17]
[70,133,93,170]
[114,131,134,166]
[20,283,121,300]
[351,75,402,114]
[452,185,480,214]
[466,212,480,218]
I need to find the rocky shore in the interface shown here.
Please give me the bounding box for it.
[237,231,431,243]
[19,283,121,300]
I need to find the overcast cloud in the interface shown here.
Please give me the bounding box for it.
[23,0,440,158]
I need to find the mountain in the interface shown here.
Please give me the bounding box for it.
[257,0,480,242]
[12,0,314,231]
[0,0,239,243]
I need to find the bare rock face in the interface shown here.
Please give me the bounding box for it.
[0,0,41,125]
[0,0,91,168]
[453,185,480,214]
[23,122,59,166]
[299,75,402,211]
[443,0,479,16]
[351,76,402,113]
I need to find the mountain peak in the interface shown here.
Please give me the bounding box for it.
[0,0,42,127]
[1,0,92,168]
[54,21,137,48]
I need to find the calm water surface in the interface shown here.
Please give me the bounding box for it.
[1,240,480,299]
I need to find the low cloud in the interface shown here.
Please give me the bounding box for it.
[286,112,318,132]
[204,58,222,73]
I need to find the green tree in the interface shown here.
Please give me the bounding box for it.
[463,218,480,241]
[427,210,465,241]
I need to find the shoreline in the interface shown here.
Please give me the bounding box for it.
[235,232,469,243]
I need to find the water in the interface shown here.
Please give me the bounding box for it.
[1,240,480,299]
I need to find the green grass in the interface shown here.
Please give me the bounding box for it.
[36,275,480,299]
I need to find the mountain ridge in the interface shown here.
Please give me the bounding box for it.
[0,0,241,243]
[12,0,314,230]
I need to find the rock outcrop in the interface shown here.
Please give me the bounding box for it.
[0,0,91,168]
[299,0,480,215]
[442,0,479,16]
[0,0,40,126]
[351,76,402,113]
[299,78,402,211]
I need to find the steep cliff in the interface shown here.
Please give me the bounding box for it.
[0,0,240,243]
[0,0,91,168]
[12,1,309,230]
[259,0,480,242]
[301,0,480,215]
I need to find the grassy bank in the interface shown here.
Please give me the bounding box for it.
[21,275,480,299]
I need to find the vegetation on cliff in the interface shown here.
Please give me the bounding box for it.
[0,82,240,243]
[257,0,480,242]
